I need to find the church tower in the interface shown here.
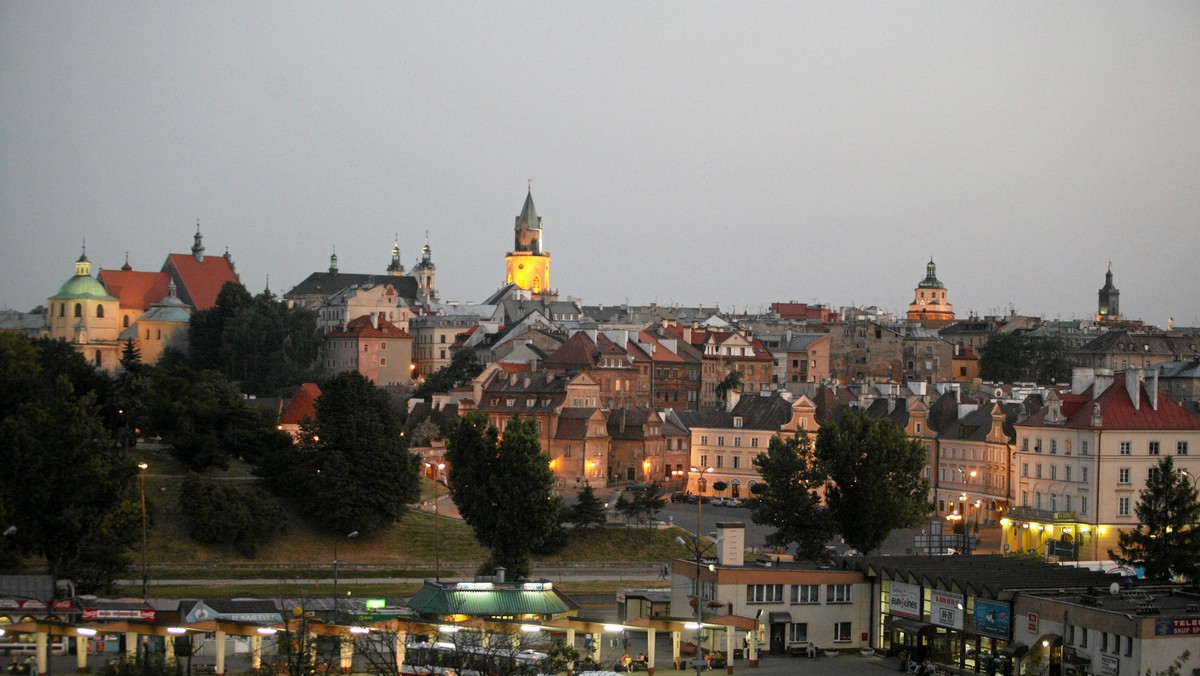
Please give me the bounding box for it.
[47,246,122,372]
[387,238,405,276]
[414,232,439,305]
[906,258,955,327]
[504,188,554,299]
[1096,262,1120,322]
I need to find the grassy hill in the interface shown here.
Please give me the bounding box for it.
[129,446,681,597]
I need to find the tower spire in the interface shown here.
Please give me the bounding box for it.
[192,220,205,262]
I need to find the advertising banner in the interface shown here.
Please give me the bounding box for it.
[973,599,1011,640]
[889,581,922,620]
[930,590,964,630]
[1153,617,1200,636]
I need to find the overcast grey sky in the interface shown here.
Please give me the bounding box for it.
[3,2,1198,325]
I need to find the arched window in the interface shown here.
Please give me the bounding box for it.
[94,350,101,365]
[58,303,65,317]
[532,276,541,294]
[96,304,104,318]
[123,315,130,328]
[74,303,82,317]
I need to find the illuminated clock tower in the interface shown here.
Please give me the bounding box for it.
[505,188,554,299]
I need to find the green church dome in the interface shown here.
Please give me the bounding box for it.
[53,273,114,300]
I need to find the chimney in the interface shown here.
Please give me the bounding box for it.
[716,522,745,567]
[1071,367,1095,395]
[619,408,627,433]
[726,390,741,412]
[1094,369,1114,397]
[1091,401,1103,427]
[1126,369,1142,411]
[371,312,379,330]
[529,359,538,373]
[495,567,506,583]
[1149,369,1159,410]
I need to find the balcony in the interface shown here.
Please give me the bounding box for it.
[1008,506,1077,522]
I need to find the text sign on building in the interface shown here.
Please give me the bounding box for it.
[1153,617,1200,636]
[973,599,1011,640]
[1100,654,1119,676]
[1027,612,1039,633]
[889,581,921,620]
[81,608,155,621]
[930,590,964,630]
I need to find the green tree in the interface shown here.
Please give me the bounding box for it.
[413,347,483,398]
[816,409,931,554]
[750,431,837,560]
[569,483,607,530]
[1109,456,1200,582]
[262,372,420,535]
[445,413,563,578]
[145,360,286,471]
[179,473,288,557]
[0,378,137,588]
[715,368,742,403]
[188,282,254,371]
[978,333,1027,383]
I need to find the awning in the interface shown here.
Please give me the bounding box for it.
[889,617,936,635]
[768,612,792,624]
[1000,642,1029,658]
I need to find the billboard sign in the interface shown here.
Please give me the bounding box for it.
[889,581,921,620]
[973,599,1011,640]
[930,590,964,630]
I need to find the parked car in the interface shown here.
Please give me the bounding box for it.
[724,498,743,508]
[711,498,728,507]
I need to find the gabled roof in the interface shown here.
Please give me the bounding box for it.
[99,269,172,310]
[607,408,661,440]
[281,383,321,426]
[695,393,796,431]
[1024,378,1200,430]
[938,402,1019,443]
[162,253,240,311]
[325,314,413,340]
[555,407,603,440]
[543,331,597,370]
[285,272,418,302]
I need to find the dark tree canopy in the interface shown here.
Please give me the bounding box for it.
[145,360,288,471]
[413,348,484,398]
[261,372,420,535]
[569,483,607,530]
[750,431,837,561]
[979,333,1072,384]
[188,283,321,395]
[179,473,288,557]
[1109,456,1200,582]
[0,337,138,589]
[445,413,563,578]
[816,409,931,554]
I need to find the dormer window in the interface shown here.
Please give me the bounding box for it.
[733,416,743,428]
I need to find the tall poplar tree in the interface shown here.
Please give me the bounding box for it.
[445,413,563,578]
[1109,456,1200,582]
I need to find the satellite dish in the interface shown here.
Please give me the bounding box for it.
[1109,582,1120,596]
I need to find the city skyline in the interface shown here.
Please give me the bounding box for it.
[2,3,1198,325]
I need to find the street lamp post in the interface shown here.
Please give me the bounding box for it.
[676,534,713,676]
[425,462,446,581]
[332,530,359,621]
[690,466,714,540]
[138,462,148,600]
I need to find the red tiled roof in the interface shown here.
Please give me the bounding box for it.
[99,269,172,310]
[326,314,413,339]
[450,325,480,348]
[496,362,532,373]
[636,330,686,363]
[1026,382,1200,430]
[544,332,597,369]
[162,253,240,311]
[281,383,321,425]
